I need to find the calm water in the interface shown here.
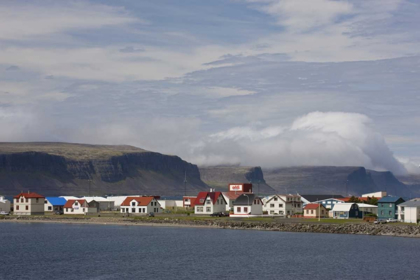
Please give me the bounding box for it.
[1,223,420,280]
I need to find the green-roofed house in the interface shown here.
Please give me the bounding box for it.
[377,196,405,220]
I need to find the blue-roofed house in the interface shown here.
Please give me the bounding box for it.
[377,196,405,220]
[44,197,67,213]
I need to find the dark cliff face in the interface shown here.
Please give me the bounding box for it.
[0,151,207,196]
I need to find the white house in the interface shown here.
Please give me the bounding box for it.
[231,194,263,217]
[157,199,183,209]
[398,200,420,223]
[44,197,67,213]
[357,203,378,215]
[13,192,45,215]
[120,197,162,214]
[194,191,227,215]
[0,196,11,213]
[222,192,246,212]
[362,191,387,198]
[64,199,98,215]
[262,194,302,216]
[332,203,362,219]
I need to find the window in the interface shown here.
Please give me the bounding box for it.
[274,197,278,201]
[75,202,79,206]
[389,204,393,208]
[132,202,136,206]
[270,204,274,208]
[21,198,24,203]
[311,210,313,214]
[322,201,326,204]
[389,211,392,215]
[279,204,283,208]
[381,210,384,215]
[36,198,39,203]
[66,208,68,212]
[217,200,219,205]
[83,208,85,212]
[237,207,241,213]
[197,207,203,212]
[48,206,52,211]
[270,210,274,214]
[16,206,19,210]
[244,207,248,213]
[25,198,28,203]
[206,200,211,205]
[44,200,47,204]
[132,208,135,213]
[16,198,19,203]
[71,209,74,212]
[25,206,28,210]
[297,204,300,208]
[206,207,211,212]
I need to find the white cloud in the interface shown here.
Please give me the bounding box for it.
[0,2,140,40]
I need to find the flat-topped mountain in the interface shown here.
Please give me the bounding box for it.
[0,142,207,196]
[263,166,416,197]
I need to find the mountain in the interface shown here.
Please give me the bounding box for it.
[198,166,276,195]
[263,166,414,197]
[0,142,208,196]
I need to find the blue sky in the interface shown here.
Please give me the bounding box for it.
[0,0,419,174]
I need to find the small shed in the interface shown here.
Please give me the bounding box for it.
[332,203,362,219]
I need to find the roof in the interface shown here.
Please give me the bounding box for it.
[121,197,155,207]
[194,192,225,206]
[300,195,344,202]
[45,197,67,206]
[332,203,357,212]
[14,192,44,199]
[304,203,324,210]
[222,192,248,201]
[357,203,378,208]
[340,197,380,202]
[378,196,405,203]
[64,199,87,208]
[233,194,260,206]
[399,200,420,207]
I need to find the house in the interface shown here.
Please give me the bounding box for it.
[362,191,387,198]
[231,194,263,217]
[304,203,328,218]
[44,197,67,213]
[64,199,98,215]
[398,200,420,223]
[13,192,45,215]
[83,197,115,211]
[312,198,344,210]
[332,203,362,219]
[262,194,302,216]
[377,196,405,220]
[105,196,141,210]
[300,194,344,206]
[357,203,378,215]
[120,197,161,214]
[158,199,183,209]
[194,191,227,215]
[183,196,197,208]
[0,196,11,213]
[222,192,247,212]
[221,183,253,211]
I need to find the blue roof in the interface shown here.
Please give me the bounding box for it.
[45,197,67,206]
[378,196,404,203]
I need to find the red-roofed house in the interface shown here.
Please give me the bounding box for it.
[64,199,98,215]
[120,197,161,214]
[194,191,227,215]
[14,192,45,215]
[304,203,328,218]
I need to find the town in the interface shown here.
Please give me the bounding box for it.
[1,183,418,224]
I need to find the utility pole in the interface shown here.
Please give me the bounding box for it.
[184,171,187,197]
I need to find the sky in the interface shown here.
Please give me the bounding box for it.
[0,0,419,174]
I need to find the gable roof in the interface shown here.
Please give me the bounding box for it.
[45,197,67,206]
[304,203,325,210]
[121,197,155,207]
[223,192,248,201]
[300,195,344,202]
[378,196,405,203]
[64,199,87,208]
[194,192,225,206]
[399,200,420,207]
[14,192,44,199]
[265,195,286,203]
[332,203,357,212]
[233,194,260,206]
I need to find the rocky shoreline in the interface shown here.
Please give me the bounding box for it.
[2,216,420,238]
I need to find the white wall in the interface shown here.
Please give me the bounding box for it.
[120,199,161,214]
[195,196,226,214]
[402,207,419,224]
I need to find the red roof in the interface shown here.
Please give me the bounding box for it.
[14,192,44,199]
[304,203,323,210]
[194,192,225,206]
[222,192,249,201]
[121,197,154,207]
[64,199,87,208]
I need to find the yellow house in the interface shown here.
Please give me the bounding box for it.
[304,203,328,218]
